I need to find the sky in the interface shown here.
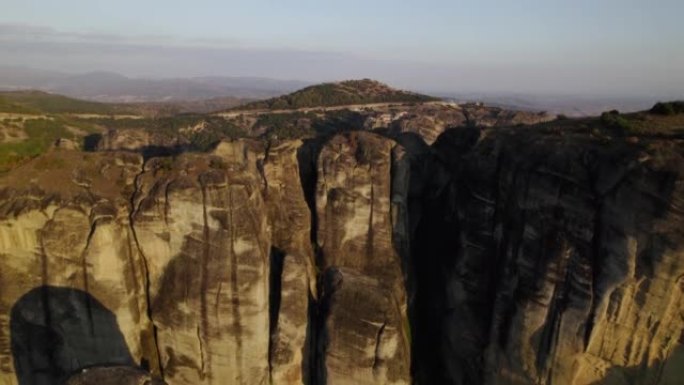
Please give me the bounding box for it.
[1,0,683,97]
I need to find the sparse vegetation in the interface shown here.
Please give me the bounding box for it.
[86,114,247,151]
[311,109,366,135]
[0,91,128,114]
[188,122,245,151]
[256,112,316,140]
[0,117,85,171]
[600,110,635,134]
[2,88,683,176]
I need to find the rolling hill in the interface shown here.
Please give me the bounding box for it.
[0,90,125,115]
[236,79,440,110]
[0,66,308,103]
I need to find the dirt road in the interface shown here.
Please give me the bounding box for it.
[215,100,453,118]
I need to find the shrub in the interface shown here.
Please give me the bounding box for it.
[156,157,174,171]
[209,157,227,170]
[650,101,684,115]
[600,111,634,134]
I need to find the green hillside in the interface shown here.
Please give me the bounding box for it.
[236,79,439,110]
[0,90,126,115]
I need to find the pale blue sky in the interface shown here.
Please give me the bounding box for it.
[1,0,683,96]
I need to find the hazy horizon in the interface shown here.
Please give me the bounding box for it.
[2,0,683,99]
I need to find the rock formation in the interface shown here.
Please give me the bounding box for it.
[410,127,684,385]
[313,133,410,385]
[0,120,682,385]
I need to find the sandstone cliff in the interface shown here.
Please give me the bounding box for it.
[0,120,682,385]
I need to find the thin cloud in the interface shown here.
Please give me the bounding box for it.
[0,22,241,48]
[0,23,682,98]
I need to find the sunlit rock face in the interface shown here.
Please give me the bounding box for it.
[313,132,411,385]
[0,151,153,385]
[131,143,272,385]
[259,140,313,385]
[0,124,682,385]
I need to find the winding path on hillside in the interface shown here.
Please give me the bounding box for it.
[215,100,453,118]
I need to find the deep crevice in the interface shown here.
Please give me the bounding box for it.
[127,161,165,379]
[268,247,286,378]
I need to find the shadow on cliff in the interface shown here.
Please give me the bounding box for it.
[587,343,684,384]
[10,286,135,385]
[296,127,443,385]
[407,124,682,384]
[405,127,481,384]
[296,133,337,385]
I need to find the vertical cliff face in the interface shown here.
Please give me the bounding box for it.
[313,132,410,385]
[0,133,414,385]
[0,150,152,385]
[260,140,314,385]
[132,142,273,385]
[0,124,683,385]
[410,127,684,385]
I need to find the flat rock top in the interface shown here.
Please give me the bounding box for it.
[0,149,142,199]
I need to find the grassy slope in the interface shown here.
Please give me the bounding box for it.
[0,90,126,114]
[0,116,104,172]
[0,91,128,171]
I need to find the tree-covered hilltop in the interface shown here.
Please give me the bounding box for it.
[235,79,440,110]
[650,101,684,116]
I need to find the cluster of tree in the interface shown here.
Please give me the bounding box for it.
[186,122,246,151]
[240,80,438,110]
[88,114,247,152]
[256,112,316,140]
[600,110,634,133]
[650,101,684,116]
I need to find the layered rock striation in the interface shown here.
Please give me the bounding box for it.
[0,122,683,385]
[410,127,684,385]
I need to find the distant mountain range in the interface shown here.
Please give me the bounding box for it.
[437,92,662,117]
[1,66,673,117]
[0,66,310,103]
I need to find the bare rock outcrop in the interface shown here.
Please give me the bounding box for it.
[314,132,411,385]
[131,142,272,385]
[411,127,684,385]
[0,150,153,385]
[258,140,315,385]
[97,129,188,156]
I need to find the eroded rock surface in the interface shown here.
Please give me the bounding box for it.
[0,122,683,385]
[132,143,272,385]
[259,140,313,385]
[314,132,410,385]
[411,127,684,385]
[0,150,153,385]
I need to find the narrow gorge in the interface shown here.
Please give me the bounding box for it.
[1,122,683,385]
